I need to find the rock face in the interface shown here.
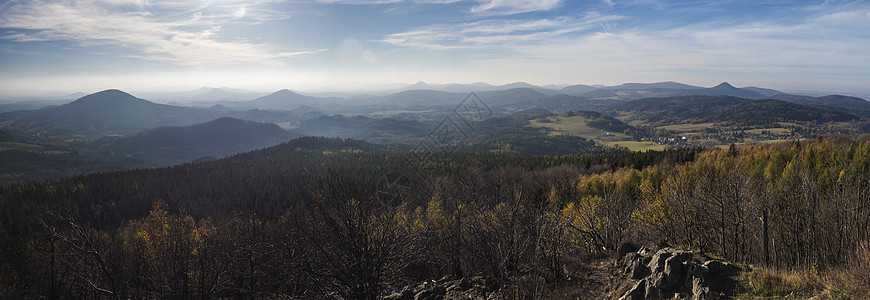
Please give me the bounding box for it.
[618,247,740,300]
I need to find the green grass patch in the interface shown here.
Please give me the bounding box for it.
[658,122,718,131]
[744,128,790,134]
[0,142,44,152]
[600,141,667,151]
[527,116,629,139]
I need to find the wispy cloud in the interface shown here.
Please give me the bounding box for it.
[469,5,870,86]
[381,13,624,50]
[470,0,563,15]
[314,0,403,4]
[0,0,312,66]
[377,1,870,88]
[311,0,561,15]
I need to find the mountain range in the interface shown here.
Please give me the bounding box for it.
[606,95,862,125]
[1,81,868,141]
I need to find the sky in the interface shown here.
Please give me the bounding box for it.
[1,0,869,96]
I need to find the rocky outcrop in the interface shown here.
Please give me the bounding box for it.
[619,247,741,300]
[384,276,498,300]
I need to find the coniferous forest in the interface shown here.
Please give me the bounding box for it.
[2,135,869,298]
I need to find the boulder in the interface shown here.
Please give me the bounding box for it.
[692,265,709,279]
[660,251,692,290]
[385,289,414,300]
[619,279,646,300]
[414,285,446,300]
[692,277,711,299]
[703,260,740,277]
[447,277,476,292]
[618,242,640,257]
[644,280,662,299]
[624,252,639,272]
[630,257,649,280]
[648,248,674,272]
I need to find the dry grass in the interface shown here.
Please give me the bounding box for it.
[843,239,870,297]
[738,267,825,298]
[736,241,870,300]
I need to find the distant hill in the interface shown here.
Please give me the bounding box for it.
[387,81,556,95]
[605,81,701,90]
[295,115,429,142]
[380,90,464,106]
[533,94,595,112]
[678,82,766,99]
[477,88,549,105]
[577,82,774,101]
[0,89,222,136]
[559,84,600,96]
[92,117,295,165]
[770,94,870,111]
[606,95,862,125]
[246,89,338,110]
[196,88,260,101]
[744,86,783,97]
[491,82,557,95]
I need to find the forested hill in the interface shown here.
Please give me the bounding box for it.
[87,117,297,166]
[0,136,694,225]
[606,95,862,125]
[2,135,869,298]
[0,89,221,136]
[770,94,870,111]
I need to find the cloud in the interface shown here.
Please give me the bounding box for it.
[381,13,624,50]
[378,1,870,88]
[0,0,311,66]
[314,0,403,4]
[234,6,247,19]
[470,0,562,15]
[467,8,870,87]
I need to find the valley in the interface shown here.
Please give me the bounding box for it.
[2,81,870,299]
[2,82,868,185]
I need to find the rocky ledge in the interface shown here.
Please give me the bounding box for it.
[618,246,741,300]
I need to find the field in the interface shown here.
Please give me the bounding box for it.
[658,122,718,131]
[742,128,790,134]
[527,115,630,139]
[0,142,44,152]
[525,115,667,150]
[600,140,667,151]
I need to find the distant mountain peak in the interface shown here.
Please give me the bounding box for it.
[713,82,735,89]
[406,81,432,89]
[270,89,302,96]
[69,89,141,105]
[93,89,132,96]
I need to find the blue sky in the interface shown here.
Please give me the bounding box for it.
[1,0,869,95]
